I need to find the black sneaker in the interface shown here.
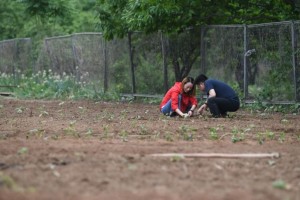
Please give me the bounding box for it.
[169,112,177,117]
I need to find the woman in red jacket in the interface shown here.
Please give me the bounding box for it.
[160,77,198,118]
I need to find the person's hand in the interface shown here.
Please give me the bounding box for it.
[182,113,189,118]
[188,110,193,117]
[197,104,207,115]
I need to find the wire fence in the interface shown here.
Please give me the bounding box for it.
[0,21,299,103]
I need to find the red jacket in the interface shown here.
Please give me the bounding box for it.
[160,82,197,112]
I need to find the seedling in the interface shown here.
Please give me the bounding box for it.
[39,110,49,117]
[278,132,286,143]
[120,130,128,142]
[102,124,109,139]
[27,128,45,138]
[209,127,219,140]
[231,127,245,143]
[64,120,79,137]
[78,106,86,114]
[179,125,196,141]
[38,105,49,117]
[139,125,148,135]
[256,132,266,144]
[85,128,93,137]
[164,132,174,142]
[280,119,289,124]
[17,147,28,155]
[0,172,18,189]
[15,106,26,114]
[266,131,275,140]
[272,180,287,190]
[170,155,183,162]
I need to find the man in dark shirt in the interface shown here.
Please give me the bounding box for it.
[194,74,240,118]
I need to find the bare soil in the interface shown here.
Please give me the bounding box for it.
[0,98,300,200]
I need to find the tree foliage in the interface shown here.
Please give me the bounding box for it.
[1,0,300,83]
[96,0,299,40]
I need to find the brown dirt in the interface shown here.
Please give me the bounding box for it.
[0,98,300,200]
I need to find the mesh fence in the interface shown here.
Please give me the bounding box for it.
[1,21,300,102]
[0,38,32,84]
[200,25,244,90]
[247,22,294,102]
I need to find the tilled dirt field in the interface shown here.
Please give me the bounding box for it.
[0,99,300,200]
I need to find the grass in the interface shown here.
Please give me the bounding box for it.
[0,70,120,101]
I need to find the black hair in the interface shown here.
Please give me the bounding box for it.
[194,74,208,85]
[186,76,194,84]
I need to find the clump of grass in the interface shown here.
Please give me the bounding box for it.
[119,130,128,142]
[209,126,223,140]
[231,127,245,143]
[27,128,45,138]
[17,147,28,155]
[0,172,18,189]
[164,132,174,142]
[178,125,196,141]
[0,70,120,100]
[64,120,79,137]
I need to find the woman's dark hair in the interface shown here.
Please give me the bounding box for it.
[194,74,208,85]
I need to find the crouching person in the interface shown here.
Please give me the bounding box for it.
[160,77,197,118]
[194,74,240,118]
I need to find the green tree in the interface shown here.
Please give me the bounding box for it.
[0,1,25,40]
[96,0,299,81]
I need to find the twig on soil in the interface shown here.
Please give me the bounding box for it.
[150,152,280,159]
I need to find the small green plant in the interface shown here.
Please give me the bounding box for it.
[278,132,286,143]
[38,105,49,117]
[170,155,183,162]
[0,172,18,189]
[266,131,275,140]
[256,132,266,145]
[231,127,245,143]
[272,179,288,190]
[15,106,26,114]
[209,127,219,140]
[78,106,86,114]
[164,132,174,142]
[17,147,28,155]
[120,130,128,142]
[27,128,45,138]
[85,128,93,137]
[178,125,196,141]
[102,124,109,139]
[138,125,148,135]
[64,120,79,137]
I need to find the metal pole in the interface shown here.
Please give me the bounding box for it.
[103,38,108,92]
[291,21,298,102]
[200,26,206,73]
[243,24,248,100]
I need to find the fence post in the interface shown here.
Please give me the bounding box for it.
[103,38,108,92]
[200,26,206,73]
[243,24,248,101]
[291,21,299,102]
[161,32,169,92]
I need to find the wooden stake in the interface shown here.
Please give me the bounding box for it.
[150,152,280,159]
